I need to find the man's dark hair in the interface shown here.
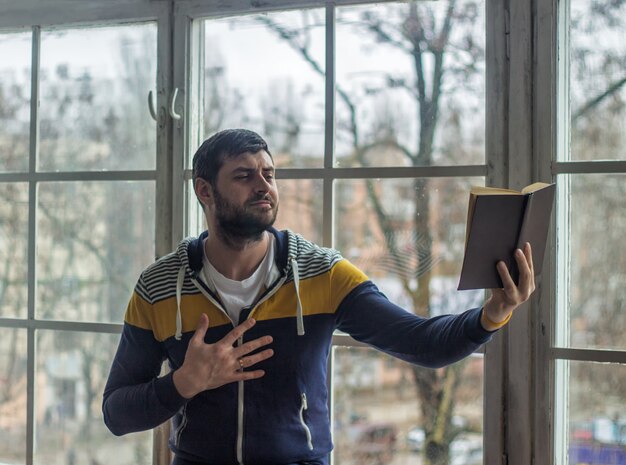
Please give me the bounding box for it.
[192,128,272,187]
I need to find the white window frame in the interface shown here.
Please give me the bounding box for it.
[0,3,172,464]
[173,2,514,465]
[7,0,611,464]
[535,0,626,464]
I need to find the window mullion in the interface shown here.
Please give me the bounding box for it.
[171,10,191,245]
[156,3,175,258]
[534,0,559,461]
[553,1,571,463]
[483,0,509,462]
[323,4,335,249]
[25,24,41,465]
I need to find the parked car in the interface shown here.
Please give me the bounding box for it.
[406,426,425,452]
[450,433,483,465]
[352,422,397,465]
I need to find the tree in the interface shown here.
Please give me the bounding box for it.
[251,3,484,464]
[564,0,626,427]
[0,26,155,465]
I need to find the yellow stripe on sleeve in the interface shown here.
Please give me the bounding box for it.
[124,291,232,341]
[328,259,369,311]
[251,259,369,321]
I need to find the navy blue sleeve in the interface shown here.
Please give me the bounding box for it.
[102,323,188,435]
[335,281,493,368]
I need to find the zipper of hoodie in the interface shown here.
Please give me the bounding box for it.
[235,272,289,465]
[174,403,188,448]
[299,392,314,450]
[190,270,290,465]
[190,274,231,320]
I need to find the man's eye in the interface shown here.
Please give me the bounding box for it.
[235,175,249,180]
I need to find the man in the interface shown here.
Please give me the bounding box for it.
[103,128,535,465]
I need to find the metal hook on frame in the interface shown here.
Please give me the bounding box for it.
[169,88,182,120]
[148,90,157,121]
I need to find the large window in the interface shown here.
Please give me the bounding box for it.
[186,2,488,464]
[0,23,157,465]
[555,0,626,464]
[8,1,623,465]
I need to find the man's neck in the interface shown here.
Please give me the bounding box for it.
[204,230,270,281]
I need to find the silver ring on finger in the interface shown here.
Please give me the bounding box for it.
[238,358,245,369]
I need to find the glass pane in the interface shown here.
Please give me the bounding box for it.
[186,177,323,246]
[336,177,485,315]
[0,183,28,318]
[557,174,626,350]
[187,179,205,237]
[333,347,484,465]
[201,10,326,168]
[0,31,31,173]
[556,360,626,465]
[39,23,157,171]
[335,1,486,167]
[0,328,27,464]
[36,181,155,323]
[35,330,152,465]
[273,179,323,246]
[568,1,626,161]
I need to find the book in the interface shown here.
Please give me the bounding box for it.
[457,182,556,290]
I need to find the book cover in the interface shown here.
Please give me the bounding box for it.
[457,182,556,290]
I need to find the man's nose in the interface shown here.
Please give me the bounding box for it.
[253,173,271,192]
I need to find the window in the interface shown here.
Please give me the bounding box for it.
[555,0,626,464]
[6,0,608,464]
[0,22,158,465]
[185,2,489,464]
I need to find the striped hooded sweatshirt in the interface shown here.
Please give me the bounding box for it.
[102,228,494,465]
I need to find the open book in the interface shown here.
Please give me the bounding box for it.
[457,182,556,290]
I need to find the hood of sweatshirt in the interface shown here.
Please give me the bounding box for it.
[172,228,308,340]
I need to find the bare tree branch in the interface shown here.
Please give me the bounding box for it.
[572,75,626,122]
[253,15,360,146]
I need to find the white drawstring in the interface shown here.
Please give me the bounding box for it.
[175,266,185,340]
[290,256,305,336]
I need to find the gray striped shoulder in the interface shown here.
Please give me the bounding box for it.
[288,232,343,281]
[135,250,199,304]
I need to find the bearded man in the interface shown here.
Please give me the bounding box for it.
[103,128,535,465]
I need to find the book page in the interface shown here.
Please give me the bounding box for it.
[470,186,520,195]
[521,182,551,194]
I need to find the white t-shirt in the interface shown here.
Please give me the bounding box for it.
[201,234,275,324]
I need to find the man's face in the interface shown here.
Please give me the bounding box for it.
[209,150,279,240]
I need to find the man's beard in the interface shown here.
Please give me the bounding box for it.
[213,188,278,248]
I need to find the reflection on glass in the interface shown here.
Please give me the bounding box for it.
[186,177,324,246]
[187,179,206,238]
[334,176,485,465]
[0,183,28,318]
[556,360,626,465]
[201,10,326,168]
[0,31,31,172]
[37,181,155,323]
[336,178,484,315]
[568,1,626,161]
[35,330,152,465]
[0,328,27,464]
[335,1,485,167]
[274,179,323,246]
[39,23,157,171]
[558,174,626,350]
[333,347,483,465]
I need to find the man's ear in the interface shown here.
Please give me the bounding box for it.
[194,178,213,208]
